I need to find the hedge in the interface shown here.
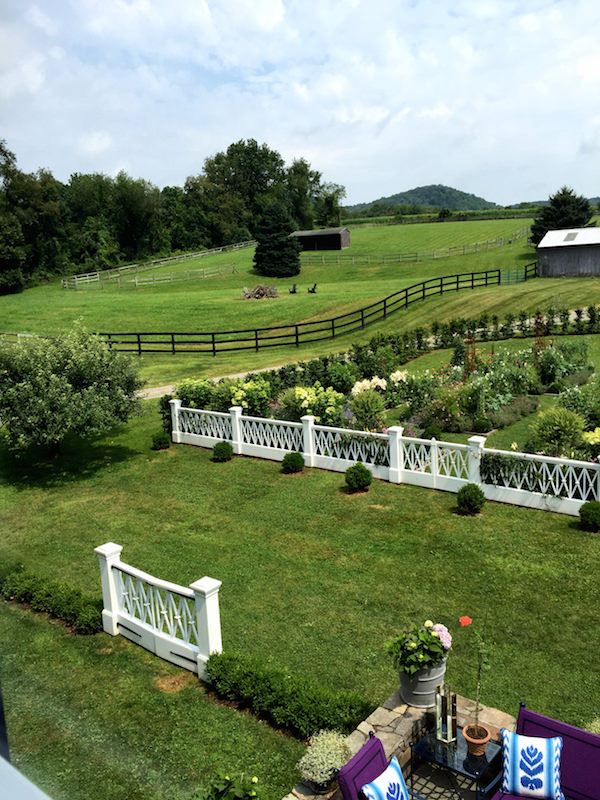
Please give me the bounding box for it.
[205,650,374,740]
[0,564,103,635]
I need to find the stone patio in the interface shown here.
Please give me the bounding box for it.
[284,692,516,800]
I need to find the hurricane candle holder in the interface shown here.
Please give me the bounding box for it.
[435,683,457,743]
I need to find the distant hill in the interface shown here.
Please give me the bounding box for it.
[347,184,499,213]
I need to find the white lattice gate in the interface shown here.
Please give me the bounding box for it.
[95,543,222,678]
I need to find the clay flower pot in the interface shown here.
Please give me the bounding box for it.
[462,723,492,757]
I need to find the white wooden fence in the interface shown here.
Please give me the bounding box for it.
[170,402,600,516]
[95,542,222,678]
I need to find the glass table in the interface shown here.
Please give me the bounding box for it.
[410,728,502,800]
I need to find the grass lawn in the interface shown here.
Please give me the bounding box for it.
[1,395,600,799]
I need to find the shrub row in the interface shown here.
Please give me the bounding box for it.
[0,563,103,635]
[205,650,374,740]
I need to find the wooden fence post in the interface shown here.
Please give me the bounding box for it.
[190,577,223,679]
[301,415,315,467]
[94,542,124,635]
[230,406,243,454]
[468,435,486,486]
[387,426,404,484]
[170,399,182,443]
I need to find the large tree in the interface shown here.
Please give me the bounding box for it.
[252,202,301,278]
[530,186,593,245]
[0,324,144,454]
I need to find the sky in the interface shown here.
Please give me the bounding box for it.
[1,0,599,207]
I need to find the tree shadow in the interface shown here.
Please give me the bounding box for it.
[0,432,139,490]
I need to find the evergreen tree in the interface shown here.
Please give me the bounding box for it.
[253,203,301,278]
[531,186,593,245]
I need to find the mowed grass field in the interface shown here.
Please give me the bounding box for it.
[1,384,599,800]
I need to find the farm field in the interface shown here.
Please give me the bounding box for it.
[2,336,600,799]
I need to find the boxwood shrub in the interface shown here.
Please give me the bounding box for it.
[0,567,103,634]
[579,500,600,532]
[345,462,373,493]
[281,451,305,474]
[212,441,234,462]
[205,650,374,739]
[456,483,485,515]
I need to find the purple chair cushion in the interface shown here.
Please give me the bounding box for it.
[337,735,388,800]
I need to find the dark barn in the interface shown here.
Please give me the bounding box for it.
[537,228,600,277]
[290,227,351,251]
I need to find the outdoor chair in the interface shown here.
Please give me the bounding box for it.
[289,284,297,294]
[308,283,317,293]
[336,732,415,800]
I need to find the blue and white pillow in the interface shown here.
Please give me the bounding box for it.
[361,755,409,800]
[501,729,564,800]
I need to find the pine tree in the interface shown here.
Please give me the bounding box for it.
[253,203,301,278]
[531,186,593,245]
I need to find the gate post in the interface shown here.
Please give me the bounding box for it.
[190,577,223,679]
[468,435,486,486]
[230,406,243,454]
[94,542,123,636]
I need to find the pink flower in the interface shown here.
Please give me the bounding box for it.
[433,623,452,650]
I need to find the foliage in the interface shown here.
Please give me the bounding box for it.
[212,441,234,462]
[529,407,585,457]
[297,730,351,785]
[0,323,143,453]
[456,483,485,515]
[0,567,102,634]
[252,202,301,278]
[349,388,385,431]
[279,383,345,425]
[530,186,593,245]
[385,620,452,677]
[230,377,272,417]
[205,651,374,740]
[422,424,442,440]
[579,501,600,532]
[151,431,170,450]
[159,393,174,432]
[281,451,305,474]
[344,462,373,493]
[192,771,264,800]
[558,376,600,428]
[481,453,529,486]
[176,378,215,409]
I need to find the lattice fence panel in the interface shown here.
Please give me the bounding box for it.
[437,445,469,479]
[179,409,232,440]
[314,428,390,467]
[403,440,433,473]
[241,418,303,451]
[491,457,599,501]
[116,571,199,646]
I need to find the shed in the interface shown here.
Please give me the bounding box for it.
[537,228,600,277]
[289,227,351,251]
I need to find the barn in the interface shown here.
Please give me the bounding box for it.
[289,227,351,251]
[537,228,600,277]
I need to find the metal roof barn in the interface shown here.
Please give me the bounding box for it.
[290,227,350,251]
[537,228,600,277]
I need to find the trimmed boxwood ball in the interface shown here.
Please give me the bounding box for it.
[212,441,233,462]
[457,483,485,515]
[151,431,171,450]
[422,424,442,440]
[579,500,600,532]
[281,451,304,474]
[345,462,373,493]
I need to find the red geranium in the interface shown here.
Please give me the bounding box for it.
[459,615,472,627]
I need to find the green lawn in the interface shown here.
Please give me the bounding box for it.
[1,393,600,799]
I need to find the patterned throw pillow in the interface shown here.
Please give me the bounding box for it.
[361,755,409,800]
[501,729,564,800]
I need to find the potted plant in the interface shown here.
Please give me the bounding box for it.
[385,619,452,708]
[297,729,351,794]
[459,614,492,756]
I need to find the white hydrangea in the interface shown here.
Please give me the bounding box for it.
[389,370,408,385]
[370,376,387,390]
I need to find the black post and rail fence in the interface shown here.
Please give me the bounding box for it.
[92,263,537,356]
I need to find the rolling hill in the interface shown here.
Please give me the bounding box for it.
[347,184,499,212]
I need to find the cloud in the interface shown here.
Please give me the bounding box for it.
[1,0,599,205]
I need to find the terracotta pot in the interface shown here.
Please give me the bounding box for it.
[462,723,492,757]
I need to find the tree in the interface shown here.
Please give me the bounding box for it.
[252,202,301,278]
[530,186,593,245]
[0,324,144,454]
[314,182,346,228]
[285,158,321,230]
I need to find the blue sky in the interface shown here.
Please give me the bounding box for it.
[1,0,599,206]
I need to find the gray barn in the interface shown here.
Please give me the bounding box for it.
[537,228,600,277]
[290,227,351,251]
